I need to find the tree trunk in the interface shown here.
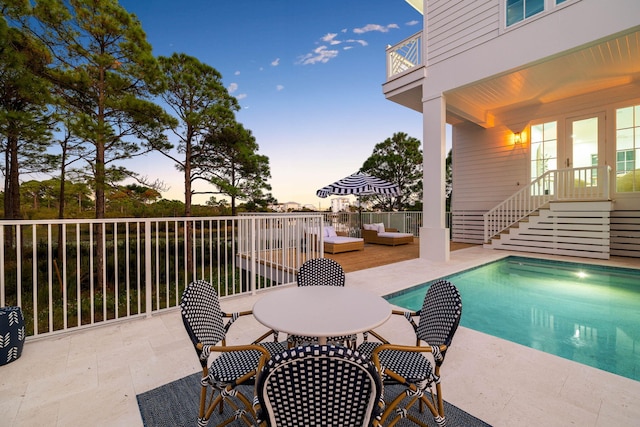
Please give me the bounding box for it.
[5,134,21,220]
[56,157,67,261]
[184,139,193,279]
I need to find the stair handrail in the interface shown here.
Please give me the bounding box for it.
[483,165,611,243]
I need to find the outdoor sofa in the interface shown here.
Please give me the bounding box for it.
[324,227,364,254]
[362,223,414,246]
[305,226,364,254]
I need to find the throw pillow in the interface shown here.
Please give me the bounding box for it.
[325,226,337,237]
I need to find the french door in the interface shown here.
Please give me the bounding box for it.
[560,112,606,197]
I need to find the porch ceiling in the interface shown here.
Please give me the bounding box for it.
[445,28,640,127]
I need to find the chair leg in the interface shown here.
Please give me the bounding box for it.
[198,368,209,422]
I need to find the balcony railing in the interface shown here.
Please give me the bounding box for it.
[386,31,422,79]
[483,165,612,242]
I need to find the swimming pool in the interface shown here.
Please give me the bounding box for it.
[386,256,640,381]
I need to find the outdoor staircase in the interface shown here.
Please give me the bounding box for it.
[483,166,613,259]
[484,201,613,259]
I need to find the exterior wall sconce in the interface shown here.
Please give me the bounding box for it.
[513,132,523,144]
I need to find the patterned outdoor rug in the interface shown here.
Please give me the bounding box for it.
[137,372,491,427]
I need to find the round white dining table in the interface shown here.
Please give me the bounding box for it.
[253,286,391,345]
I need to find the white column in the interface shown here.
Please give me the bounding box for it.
[420,94,450,261]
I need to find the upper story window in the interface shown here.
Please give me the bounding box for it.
[505,0,576,27]
[506,0,544,26]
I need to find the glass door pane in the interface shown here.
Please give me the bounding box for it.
[565,113,605,198]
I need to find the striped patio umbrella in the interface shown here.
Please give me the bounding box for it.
[316,171,401,198]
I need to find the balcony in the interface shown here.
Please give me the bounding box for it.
[383,31,425,113]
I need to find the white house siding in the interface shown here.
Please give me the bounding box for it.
[426,0,499,66]
[451,121,528,243]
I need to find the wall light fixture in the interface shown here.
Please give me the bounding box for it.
[513,132,522,144]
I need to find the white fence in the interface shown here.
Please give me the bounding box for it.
[1,212,424,339]
[0,215,324,338]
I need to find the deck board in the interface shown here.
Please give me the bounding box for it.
[326,239,477,273]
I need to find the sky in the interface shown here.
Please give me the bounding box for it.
[117,0,429,208]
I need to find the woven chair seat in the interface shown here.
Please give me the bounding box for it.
[287,333,356,348]
[208,341,285,384]
[357,342,434,384]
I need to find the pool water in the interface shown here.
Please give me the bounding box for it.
[387,256,640,381]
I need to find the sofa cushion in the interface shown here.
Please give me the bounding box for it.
[325,226,337,237]
[378,232,412,238]
[324,236,363,244]
[374,223,385,233]
[362,223,375,231]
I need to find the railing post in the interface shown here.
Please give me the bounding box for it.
[604,165,611,200]
[250,216,257,294]
[0,226,4,308]
[145,220,152,317]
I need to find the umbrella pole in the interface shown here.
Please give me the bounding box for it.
[358,197,363,232]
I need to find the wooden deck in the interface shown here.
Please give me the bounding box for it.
[326,239,477,273]
[242,240,478,280]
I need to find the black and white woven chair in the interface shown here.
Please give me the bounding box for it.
[288,258,357,348]
[254,345,384,427]
[180,279,286,427]
[357,280,462,427]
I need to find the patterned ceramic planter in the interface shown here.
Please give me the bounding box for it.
[0,306,25,365]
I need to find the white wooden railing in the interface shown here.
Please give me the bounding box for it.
[386,31,422,78]
[0,215,323,338]
[1,212,426,339]
[321,211,424,237]
[483,165,611,242]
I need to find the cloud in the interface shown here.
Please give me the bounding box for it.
[353,23,399,34]
[322,33,341,45]
[346,39,368,47]
[234,70,240,75]
[228,83,238,93]
[297,45,339,65]
[271,58,280,66]
[236,93,247,100]
[406,20,420,26]
[298,21,394,65]
[276,85,284,91]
